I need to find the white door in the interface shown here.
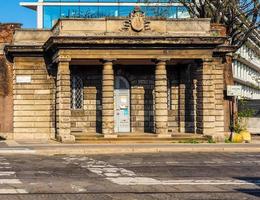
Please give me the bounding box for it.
[114,76,130,133]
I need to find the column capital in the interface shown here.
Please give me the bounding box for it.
[54,55,71,63]
[202,58,213,63]
[101,58,116,64]
[153,58,169,65]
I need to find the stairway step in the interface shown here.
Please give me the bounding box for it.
[74,134,208,144]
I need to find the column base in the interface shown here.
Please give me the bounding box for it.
[57,135,75,143]
[104,134,118,139]
[204,132,225,142]
[157,134,172,138]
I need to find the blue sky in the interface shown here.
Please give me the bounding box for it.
[0,0,36,28]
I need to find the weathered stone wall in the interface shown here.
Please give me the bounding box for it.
[71,66,156,134]
[70,64,216,135]
[71,67,102,134]
[168,69,179,133]
[124,67,155,133]
[167,65,197,134]
[213,58,225,134]
[13,57,54,140]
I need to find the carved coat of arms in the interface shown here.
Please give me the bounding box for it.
[121,7,151,32]
[130,7,145,32]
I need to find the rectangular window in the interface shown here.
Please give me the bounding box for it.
[71,75,84,110]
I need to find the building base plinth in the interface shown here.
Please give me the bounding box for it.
[205,133,225,142]
[57,135,75,143]
[104,134,118,139]
[157,134,172,138]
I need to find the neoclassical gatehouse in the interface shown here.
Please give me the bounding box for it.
[5,9,233,142]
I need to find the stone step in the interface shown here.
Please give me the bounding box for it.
[74,134,209,144]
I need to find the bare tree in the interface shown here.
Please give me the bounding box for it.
[178,0,260,49]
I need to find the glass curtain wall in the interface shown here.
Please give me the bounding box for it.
[43,0,189,28]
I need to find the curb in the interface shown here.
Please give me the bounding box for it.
[1,143,260,155]
[35,147,260,155]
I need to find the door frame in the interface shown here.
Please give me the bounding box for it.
[114,76,131,133]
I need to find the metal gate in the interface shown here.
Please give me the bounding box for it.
[114,76,130,133]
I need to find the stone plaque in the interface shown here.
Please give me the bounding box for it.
[16,75,31,83]
[227,85,242,96]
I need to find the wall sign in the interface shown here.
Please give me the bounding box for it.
[16,76,32,83]
[227,85,242,96]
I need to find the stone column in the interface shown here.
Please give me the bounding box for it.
[102,59,116,138]
[178,67,186,133]
[154,60,170,137]
[196,59,215,137]
[56,56,75,143]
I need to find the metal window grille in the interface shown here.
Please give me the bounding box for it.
[71,75,83,109]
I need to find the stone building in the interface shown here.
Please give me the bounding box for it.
[0,23,21,136]
[4,10,233,142]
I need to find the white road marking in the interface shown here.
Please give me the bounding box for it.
[0,189,28,194]
[0,157,28,194]
[0,163,10,165]
[107,177,260,186]
[0,172,16,176]
[71,184,87,193]
[0,167,11,169]
[0,179,22,184]
[63,156,260,186]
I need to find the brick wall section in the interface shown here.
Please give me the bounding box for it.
[0,24,21,43]
[0,23,21,134]
[13,57,53,140]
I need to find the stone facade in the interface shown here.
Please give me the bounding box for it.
[5,13,234,142]
[12,57,53,140]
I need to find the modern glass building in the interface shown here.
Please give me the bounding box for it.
[20,0,189,29]
[233,40,260,99]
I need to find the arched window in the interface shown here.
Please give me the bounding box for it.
[115,76,130,89]
[71,75,83,109]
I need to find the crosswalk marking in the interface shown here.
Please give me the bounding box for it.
[0,166,11,169]
[0,189,28,194]
[0,156,27,194]
[64,156,260,187]
[107,177,260,186]
[0,172,16,176]
[0,179,22,184]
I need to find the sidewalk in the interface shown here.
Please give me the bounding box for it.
[0,140,260,155]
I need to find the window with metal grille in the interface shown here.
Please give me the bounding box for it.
[71,75,83,109]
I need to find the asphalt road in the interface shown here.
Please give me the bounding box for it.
[0,152,259,199]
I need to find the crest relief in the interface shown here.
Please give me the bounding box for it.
[121,7,151,32]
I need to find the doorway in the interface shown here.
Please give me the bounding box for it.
[114,76,130,133]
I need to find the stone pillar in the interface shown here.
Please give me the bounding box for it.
[56,56,75,143]
[102,60,116,138]
[154,60,170,137]
[196,59,215,137]
[178,67,186,133]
